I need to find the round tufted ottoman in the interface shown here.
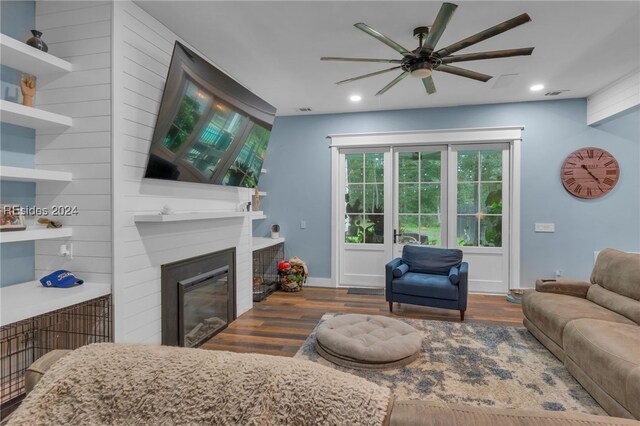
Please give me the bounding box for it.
[315,314,422,370]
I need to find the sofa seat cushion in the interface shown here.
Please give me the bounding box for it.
[392,273,458,300]
[563,319,640,419]
[522,290,635,348]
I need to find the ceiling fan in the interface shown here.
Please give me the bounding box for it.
[321,3,534,95]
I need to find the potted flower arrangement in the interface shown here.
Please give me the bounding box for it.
[278,256,308,292]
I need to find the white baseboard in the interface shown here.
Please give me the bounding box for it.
[305,277,336,288]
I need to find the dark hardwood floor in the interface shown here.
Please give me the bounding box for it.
[201,287,524,357]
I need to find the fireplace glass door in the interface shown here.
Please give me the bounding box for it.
[178,266,229,347]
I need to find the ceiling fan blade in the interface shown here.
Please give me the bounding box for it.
[435,64,492,82]
[422,2,458,53]
[321,57,403,64]
[435,13,532,57]
[336,66,403,85]
[422,76,437,94]
[440,47,534,64]
[375,72,409,96]
[354,23,413,56]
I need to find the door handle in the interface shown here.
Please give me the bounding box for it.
[393,229,401,244]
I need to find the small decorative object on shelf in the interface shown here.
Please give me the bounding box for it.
[278,256,308,292]
[38,217,62,228]
[0,204,26,232]
[271,224,280,239]
[252,186,261,211]
[26,29,48,52]
[160,204,174,215]
[20,74,36,107]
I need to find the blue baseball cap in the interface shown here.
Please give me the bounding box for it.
[40,270,84,288]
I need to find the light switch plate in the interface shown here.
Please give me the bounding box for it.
[535,223,555,233]
[300,220,306,229]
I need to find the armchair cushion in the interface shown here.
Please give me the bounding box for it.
[392,273,458,301]
[448,266,460,285]
[402,245,463,275]
[393,264,409,278]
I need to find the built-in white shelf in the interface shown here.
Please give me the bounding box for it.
[0,227,72,243]
[0,33,72,75]
[253,237,285,251]
[0,99,72,130]
[250,211,267,220]
[134,211,254,223]
[1,280,111,326]
[0,165,72,182]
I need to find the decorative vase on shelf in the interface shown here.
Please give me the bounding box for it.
[26,30,48,52]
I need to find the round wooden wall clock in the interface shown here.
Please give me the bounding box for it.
[561,147,619,199]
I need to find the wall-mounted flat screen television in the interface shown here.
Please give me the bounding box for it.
[144,41,276,188]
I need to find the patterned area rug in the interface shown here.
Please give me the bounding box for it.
[294,314,606,415]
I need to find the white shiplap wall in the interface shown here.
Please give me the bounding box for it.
[35,2,112,284]
[587,69,640,125]
[112,1,253,343]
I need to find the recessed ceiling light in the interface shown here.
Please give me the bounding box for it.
[350,95,362,102]
[530,84,544,92]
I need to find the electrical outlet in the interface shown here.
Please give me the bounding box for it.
[300,220,306,229]
[535,223,555,233]
[555,269,562,278]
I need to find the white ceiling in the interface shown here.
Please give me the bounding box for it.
[135,1,640,116]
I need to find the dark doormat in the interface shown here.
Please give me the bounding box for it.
[347,288,385,296]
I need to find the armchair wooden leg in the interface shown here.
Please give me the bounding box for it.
[460,310,465,321]
[389,302,393,312]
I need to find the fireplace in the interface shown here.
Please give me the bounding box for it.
[161,248,236,347]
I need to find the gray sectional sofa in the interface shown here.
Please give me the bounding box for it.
[523,248,640,420]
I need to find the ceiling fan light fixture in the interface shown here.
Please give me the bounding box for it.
[410,63,432,78]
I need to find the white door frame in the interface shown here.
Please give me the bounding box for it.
[330,126,523,291]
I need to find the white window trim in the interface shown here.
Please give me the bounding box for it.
[330,126,524,291]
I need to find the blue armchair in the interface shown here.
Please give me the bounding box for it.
[385,245,468,321]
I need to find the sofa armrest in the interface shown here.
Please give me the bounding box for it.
[535,279,592,298]
[385,258,402,300]
[458,262,469,311]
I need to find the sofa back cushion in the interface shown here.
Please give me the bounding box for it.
[402,245,462,275]
[590,248,640,300]
[587,284,640,325]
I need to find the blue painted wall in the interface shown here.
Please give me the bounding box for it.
[0,0,36,287]
[255,99,640,285]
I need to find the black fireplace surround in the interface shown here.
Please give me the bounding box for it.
[161,248,236,347]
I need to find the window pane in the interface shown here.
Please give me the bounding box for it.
[481,150,502,181]
[457,151,478,182]
[399,215,420,244]
[399,152,419,182]
[364,214,384,244]
[457,216,478,246]
[162,80,210,153]
[420,152,441,182]
[457,183,478,214]
[364,153,384,183]
[346,154,364,183]
[365,184,384,213]
[481,183,502,214]
[480,215,502,247]
[399,183,419,213]
[421,215,441,246]
[345,214,364,243]
[221,122,269,188]
[345,184,364,214]
[420,183,440,214]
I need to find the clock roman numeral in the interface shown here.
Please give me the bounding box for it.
[576,152,584,160]
[604,160,615,167]
[606,169,617,175]
[565,177,576,186]
[574,184,582,194]
[563,170,573,175]
[603,177,614,186]
[567,161,576,166]
[587,149,594,159]
[598,152,604,160]
[586,187,593,197]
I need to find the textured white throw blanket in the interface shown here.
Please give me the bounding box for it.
[8,343,392,425]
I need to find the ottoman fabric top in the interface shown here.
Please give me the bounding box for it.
[316,314,422,363]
